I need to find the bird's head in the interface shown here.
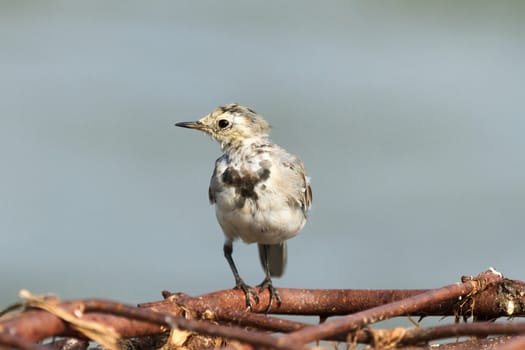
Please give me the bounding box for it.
[176,103,270,150]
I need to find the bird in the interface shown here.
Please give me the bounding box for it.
[175,103,312,310]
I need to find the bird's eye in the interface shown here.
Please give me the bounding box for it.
[218,119,230,129]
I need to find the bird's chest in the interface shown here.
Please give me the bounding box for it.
[211,157,271,212]
[208,153,305,244]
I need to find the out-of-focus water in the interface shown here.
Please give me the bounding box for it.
[1,2,524,310]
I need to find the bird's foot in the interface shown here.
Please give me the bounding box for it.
[234,278,259,310]
[258,277,281,313]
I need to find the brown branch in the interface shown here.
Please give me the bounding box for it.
[496,336,525,350]
[149,275,525,320]
[0,332,49,350]
[147,294,361,342]
[1,299,299,350]
[399,322,525,346]
[83,300,295,350]
[151,289,434,316]
[43,338,89,350]
[2,269,525,349]
[396,336,517,350]
[0,302,162,342]
[277,269,505,345]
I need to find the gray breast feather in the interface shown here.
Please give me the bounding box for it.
[209,148,311,213]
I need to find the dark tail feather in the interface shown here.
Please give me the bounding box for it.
[258,242,287,277]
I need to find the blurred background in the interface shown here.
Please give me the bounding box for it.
[1,1,524,314]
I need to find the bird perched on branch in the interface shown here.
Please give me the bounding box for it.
[176,103,312,310]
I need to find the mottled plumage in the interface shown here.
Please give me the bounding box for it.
[176,103,312,310]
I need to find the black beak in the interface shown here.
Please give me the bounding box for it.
[175,121,204,130]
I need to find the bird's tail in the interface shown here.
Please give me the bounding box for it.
[258,242,287,277]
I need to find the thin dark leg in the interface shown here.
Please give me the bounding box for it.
[223,239,259,309]
[258,244,282,312]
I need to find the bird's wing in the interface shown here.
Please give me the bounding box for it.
[278,150,312,212]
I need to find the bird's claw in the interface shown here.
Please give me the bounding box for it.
[235,279,259,310]
[258,277,281,313]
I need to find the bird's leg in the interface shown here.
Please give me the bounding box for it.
[223,239,259,309]
[257,244,282,312]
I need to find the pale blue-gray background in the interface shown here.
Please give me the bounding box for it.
[1,2,524,310]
